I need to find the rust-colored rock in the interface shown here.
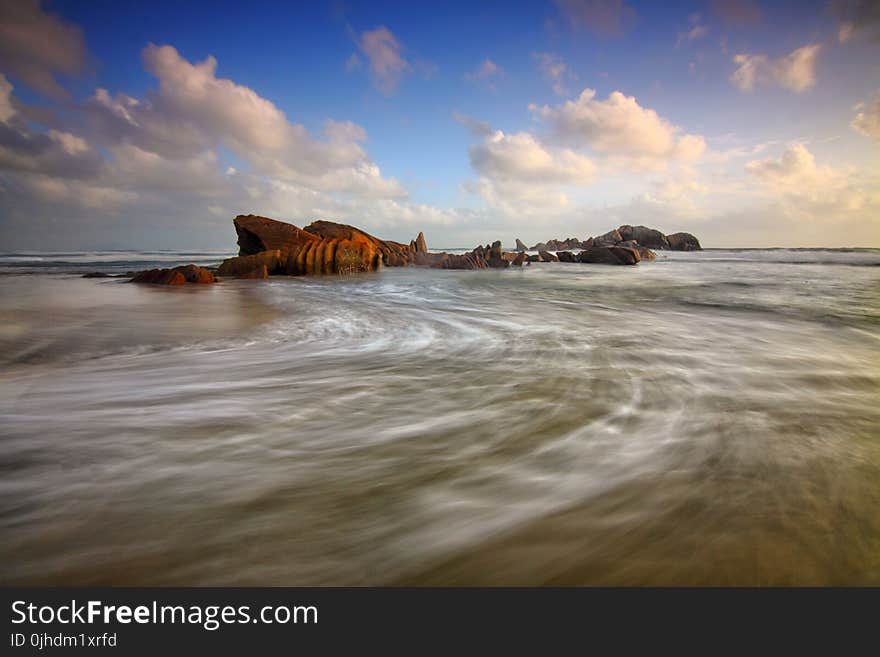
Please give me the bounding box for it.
[218,250,283,277]
[237,265,269,279]
[414,231,428,254]
[230,215,427,275]
[130,264,216,285]
[538,250,559,262]
[511,251,527,266]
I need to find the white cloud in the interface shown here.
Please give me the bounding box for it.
[530,88,706,171]
[730,44,821,93]
[676,14,709,47]
[465,59,503,89]
[0,0,88,99]
[533,53,570,96]
[745,143,869,216]
[463,125,596,215]
[851,92,880,142]
[356,26,410,94]
[470,129,596,184]
[634,170,710,219]
[553,0,636,36]
[78,44,405,199]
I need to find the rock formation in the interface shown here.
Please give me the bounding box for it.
[666,232,702,251]
[130,265,216,285]
[217,250,283,278]
[579,246,641,266]
[515,238,528,252]
[618,225,669,250]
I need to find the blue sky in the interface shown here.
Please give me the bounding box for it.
[1,0,878,248]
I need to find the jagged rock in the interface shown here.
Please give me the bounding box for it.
[515,238,528,252]
[667,232,702,251]
[538,250,559,262]
[531,242,549,251]
[592,229,623,247]
[618,225,670,250]
[130,264,216,285]
[556,251,577,263]
[231,215,425,274]
[218,250,283,277]
[415,231,428,254]
[511,251,527,267]
[637,247,656,260]
[578,246,641,266]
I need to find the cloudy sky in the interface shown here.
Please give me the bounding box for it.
[0,0,878,249]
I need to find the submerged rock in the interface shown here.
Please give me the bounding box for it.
[130,264,216,285]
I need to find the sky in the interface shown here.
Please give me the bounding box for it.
[0,0,879,249]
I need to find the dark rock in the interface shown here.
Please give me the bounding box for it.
[131,264,216,285]
[618,225,670,250]
[82,272,111,278]
[666,232,702,251]
[592,229,623,247]
[556,251,577,263]
[538,250,559,262]
[578,246,641,265]
[526,254,540,263]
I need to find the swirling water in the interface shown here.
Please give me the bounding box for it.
[0,249,879,585]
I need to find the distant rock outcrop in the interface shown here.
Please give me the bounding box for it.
[527,224,701,257]
[618,225,669,250]
[515,238,528,251]
[130,265,216,285]
[666,232,702,251]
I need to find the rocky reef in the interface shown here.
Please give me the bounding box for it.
[520,224,701,254]
[127,215,703,283]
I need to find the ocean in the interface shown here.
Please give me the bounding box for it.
[1,248,879,584]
